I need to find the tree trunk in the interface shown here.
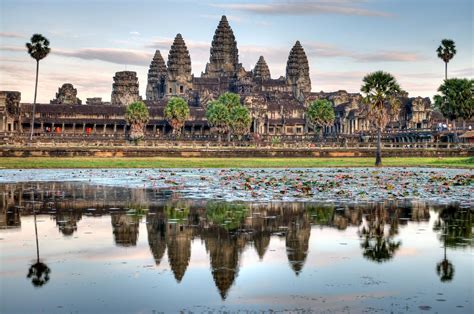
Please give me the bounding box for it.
[30,60,39,142]
[452,119,458,143]
[375,127,382,167]
[445,62,447,81]
[34,211,40,263]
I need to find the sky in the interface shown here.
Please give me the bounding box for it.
[0,0,472,103]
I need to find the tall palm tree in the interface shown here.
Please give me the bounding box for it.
[361,71,402,166]
[26,34,51,141]
[436,39,456,80]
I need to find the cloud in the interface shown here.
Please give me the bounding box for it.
[0,45,25,52]
[0,32,25,39]
[451,67,474,77]
[305,42,423,62]
[146,37,210,51]
[353,51,420,62]
[52,48,153,66]
[129,31,141,36]
[211,0,392,17]
[199,14,245,23]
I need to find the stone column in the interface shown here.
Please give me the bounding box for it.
[103,124,107,134]
[73,123,76,134]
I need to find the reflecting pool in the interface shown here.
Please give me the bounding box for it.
[0,181,472,313]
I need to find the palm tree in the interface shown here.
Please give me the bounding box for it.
[27,211,51,287]
[26,34,51,141]
[361,71,402,166]
[125,101,150,142]
[307,99,335,140]
[164,97,190,135]
[206,100,231,142]
[436,39,456,80]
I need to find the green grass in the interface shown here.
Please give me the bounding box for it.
[0,157,472,169]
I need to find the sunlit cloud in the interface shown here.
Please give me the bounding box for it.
[0,31,25,39]
[211,0,393,17]
[52,48,153,66]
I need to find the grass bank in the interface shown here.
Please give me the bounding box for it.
[0,157,472,169]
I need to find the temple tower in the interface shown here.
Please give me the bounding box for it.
[253,56,271,81]
[204,15,240,78]
[111,71,141,106]
[286,41,311,100]
[146,50,168,101]
[166,34,192,96]
[50,83,82,105]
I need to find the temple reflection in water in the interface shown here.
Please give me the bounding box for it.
[1,182,471,299]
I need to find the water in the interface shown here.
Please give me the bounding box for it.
[0,175,473,313]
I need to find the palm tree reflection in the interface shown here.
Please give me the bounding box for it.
[27,210,51,287]
[358,205,401,263]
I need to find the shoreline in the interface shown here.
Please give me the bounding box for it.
[0,156,472,169]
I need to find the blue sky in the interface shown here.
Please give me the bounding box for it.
[0,0,472,102]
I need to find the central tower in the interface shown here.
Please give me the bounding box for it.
[203,15,240,78]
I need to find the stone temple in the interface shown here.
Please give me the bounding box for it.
[1,15,443,141]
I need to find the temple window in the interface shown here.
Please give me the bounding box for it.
[180,85,184,93]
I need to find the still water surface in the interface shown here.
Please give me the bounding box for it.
[0,182,472,313]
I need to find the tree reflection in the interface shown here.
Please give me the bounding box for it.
[358,205,401,263]
[26,211,51,287]
[432,205,472,283]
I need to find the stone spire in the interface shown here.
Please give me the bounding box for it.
[166,34,192,95]
[204,15,240,78]
[253,56,271,80]
[167,34,191,79]
[286,41,311,98]
[146,50,167,101]
[111,71,141,106]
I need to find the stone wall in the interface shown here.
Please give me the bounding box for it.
[0,146,471,158]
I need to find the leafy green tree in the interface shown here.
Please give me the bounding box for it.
[164,97,190,135]
[26,34,51,141]
[206,100,231,141]
[125,101,150,141]
[230,105,252,138]
[307,99,335,139]
[361,71,402,166]
[434,78,473,138]
[218,92,241,110]
[436,39,456,80]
